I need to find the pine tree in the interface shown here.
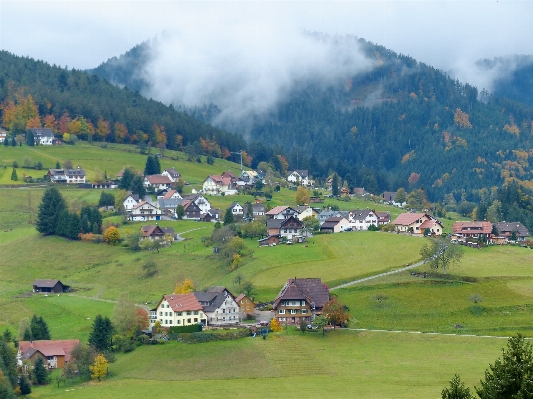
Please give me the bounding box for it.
[55,209,70,237]
[331,173,340,196]
[32,357,48,385]
[144,155,156,176]
[26,130,35,146]
[224,209,235,225]
[19,374,31,395]
[55,161,61,169]
[88,315,113,352]
[118,168,134,190]
[129,175,146,198]
[36,187,66,235]
[10,168,17,181]
[153,155,161,174]
[68,213,81,239]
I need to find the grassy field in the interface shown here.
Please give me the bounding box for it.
[28,329,511,399]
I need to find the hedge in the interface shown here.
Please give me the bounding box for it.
[169,324,203,334]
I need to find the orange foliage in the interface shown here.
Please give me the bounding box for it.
[175,134,183,149]
[58,113,71,134]
[25,116,41,129]
[153,124,167,146]
[95,119,110,141]
[221,148,231,159]
[453,108,472,129]
[242,150,252,167]
[277,155,289,175]
[114,122,128,143]
[43,114,58,132]
[136,308,149,329]
[401,150,415,164]
[408,172,420,185]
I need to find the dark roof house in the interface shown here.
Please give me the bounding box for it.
[33,279,70,293]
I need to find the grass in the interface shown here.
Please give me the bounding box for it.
[28,330,511,399]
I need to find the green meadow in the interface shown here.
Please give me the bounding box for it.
[1,144,533,398]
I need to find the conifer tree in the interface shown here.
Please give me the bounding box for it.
[32,357,48,385]
[144,155,156,176]
[224,209,235,225]
[129,175,146,198]
[118,168,134,190]
[68,213,81,239]
[88,315,113,352]
[153,155,161,174]
[36,187,66,235]
[26,130,35,146]
[10,168,17,181]
[18,374,31,395]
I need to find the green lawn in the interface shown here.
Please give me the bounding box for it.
[28,330,511,399]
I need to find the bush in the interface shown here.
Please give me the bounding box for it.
[169,324,202,334]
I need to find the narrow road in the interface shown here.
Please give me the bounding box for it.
[330,259,427,290]
[174,227,207,242]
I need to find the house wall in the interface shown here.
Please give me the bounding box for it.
[207,296,241,325]
[334,219,351,233]
[349,212,378,231]
[239,297,255,314]
[150,299,206,327]
[275,299,311,324]
[395,215,431,234]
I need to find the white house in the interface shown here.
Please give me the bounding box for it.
[47,168,86,184]
[287,170,309,186]
[149,294,207,328]
[296,206,317,221]
[193,287,241,325]
[347,209,379,231]
[130,201,163,221]
[143,175,172,191]
[123,193,140,211]
[162,189,182,200]
[29,128,54,145]
[227,202,244,217]
[202,175,232,195]
[320,217,351,233]
[161,168,181,183]
[392,213,443,236]
[266,206,299,220]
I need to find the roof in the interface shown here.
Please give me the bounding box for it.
[227,202,242,211]
[29,128,54,138]
[235,293,246,303]
[164,168,181,178]
[321,217,348,229]
[382,191,397,201]
[275,278,329,309]
[161,293,203,312]
[158,198,182,209]
[419,219,443,229]
[19,340,80,362]
[252,203,266,212]
[349,209,375,219]
[163,190,181,199]
[48,168,86,177]
[140,225,165,237]
[288,169,309,178]
[145,175,172,185]
[452,221,492,234]
[392,213,429,226]
[495,222,530,237]
[376,211,390,221]
[206,175,232,186]
[33,279,64,288]
[266,206,288,215]
[353,187,367,195]
[125,193,140,201]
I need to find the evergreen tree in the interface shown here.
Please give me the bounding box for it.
[88,315,113,352]
[476,334,533,399]
[2,329,12,343]
[153,155,161,174]
[55,209,70,237]
[118,168,135,190]
[55,161,61,169]
[0,377,15,399]
[331,173,340,196]
[441,375,473,399]
[19,374,32,395]
[129,175,146,198]
[23,328,32,341]
[36,187,66,235]
[3,137,8,146]
[32,357,48,385]
[224,209,235,225]
[0,339,18,388]
[26,130,35,146]
[144,155,155,176]
[30,316,51,340]
[68,213,81,239]
[81,215,90,234]
[10,136,16,146]
[10,168,17,181]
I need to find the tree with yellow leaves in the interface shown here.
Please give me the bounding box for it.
[173,279,195,294]
[295,186,310,205]
[89,354,108,381]
[103,226,121,245]
[270,318,282,332]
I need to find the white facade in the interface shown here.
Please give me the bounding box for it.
[206,295,241,325]
[130,201,163,221]
[149,296,206,328]
[347,210,378,231]
[287,171,309,186]
[123,195,139,211]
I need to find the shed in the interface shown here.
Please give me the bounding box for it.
[33,279,70,293]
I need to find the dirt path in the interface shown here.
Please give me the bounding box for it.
[330,259,427,290]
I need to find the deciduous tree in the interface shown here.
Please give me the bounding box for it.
[295,186,310,205]
[174,279,195,294]
[103,226,121,245]
[420,237,464,274]
[89,354,108,381]
[322,297,350,328]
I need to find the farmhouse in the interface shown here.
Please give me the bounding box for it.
[320,217,351,233]
[149,294,206,328]
[347,209,378,230]
[181,200,202,219]
[203,175,232,195]
[251,203,266,218]
[123,193,140,211]
[273,278,330,325]
[376,211,391,225]
[18,340,79,369]
[495,222,530,241]
[161,168,181,182]
[266,206,299,220]
[267,216,303,241]
[29,128,54,145]
[32,279,70,293]
[47,168,86,184]
[193,287,240,325]
[130,201,163,221]
[452,221,492,240]
[392,213,443,236]
[235,293,255,318]
[182,194,211,214]
[227,202,244,219]
[143,175,172,191]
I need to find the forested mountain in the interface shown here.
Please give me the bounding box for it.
[89,37,533,207]
[0,51,245,154]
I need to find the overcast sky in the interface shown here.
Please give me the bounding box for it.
[1,1,532,115]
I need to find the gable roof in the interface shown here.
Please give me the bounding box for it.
[227,202,242,211]
[163,190,181,199]
[160,293,203,312]
[145,175,172,185]
[125,193,140,202]
[29,128,54,138]
[140,225,165,237]
[495,222,529,237]
[392,213,430,226]
[33,279,63,288]
[349,209,375,219]
[163,168,181,178]
[266,206,288,215]
[419,219,443,229]
[275,278,329,309]
[288,169,309,178]
[321,217,348,229]
[19,340,79,362]
[452,221,492,234]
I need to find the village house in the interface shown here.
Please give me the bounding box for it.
[162,189,182,200]
[352,187,367,197]
[347,209,378,231]
[296,205,318,221]
[161,168,181,183]
[392,213,443,236]
[266,216,303,241]
[32,279,70,293]
[235,293,255,318]
[47,168,86,184]
[130,201,163,221]
[140,225,175,242]
[193,287,240,325]
[227,202,244,219]
[317,208,345,224]
[287,170,309,186]
[252,203,266,218]
[258,234,281,246]
[29,128,54,145]
[266,206,299,220]
[181,200,202,219]
[320,217,351,233]
[273,278,330,325]
[382,191,406,207]
[149,294,206,328]
[143,175,172,191]
[18,340,79,369]
[123,193,140,212]
[158,198,182,217]
[452,221,493,240]
[495,222,530,241]
[202,175,232,195]
[376,211,391,226]
[182,194,212,214]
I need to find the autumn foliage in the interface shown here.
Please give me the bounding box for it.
[270,318,282,332]
[173,279,195,294]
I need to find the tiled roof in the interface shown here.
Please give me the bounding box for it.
[140,225,164,237]
[419,219,442,229]
[392,213,428,226]
[495,222,529,237]
[33,279,61,288]
[288,169,309,178]
[19,340,79,362]
[163,294,203,312]
[275,278,330,309]
[145,175,172,185]
[266,206,288,215]
[452,221,492,234]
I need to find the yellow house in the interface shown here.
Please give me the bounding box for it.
[150,294,207,327]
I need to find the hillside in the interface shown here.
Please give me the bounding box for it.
[90,35,533,205]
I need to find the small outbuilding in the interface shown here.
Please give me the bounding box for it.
[32,279,70,293]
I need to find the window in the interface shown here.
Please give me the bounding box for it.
[279,309,285,314]
[290,309,297,314]
[177,320,181,324]
[169,320,173,324]
[194,318,198,322]
[301,309,308,314]
[187,318,191,324]
[187,311,191,315]
[301,301,305,306]
[159,312,162,316]
[194,311,199,315]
